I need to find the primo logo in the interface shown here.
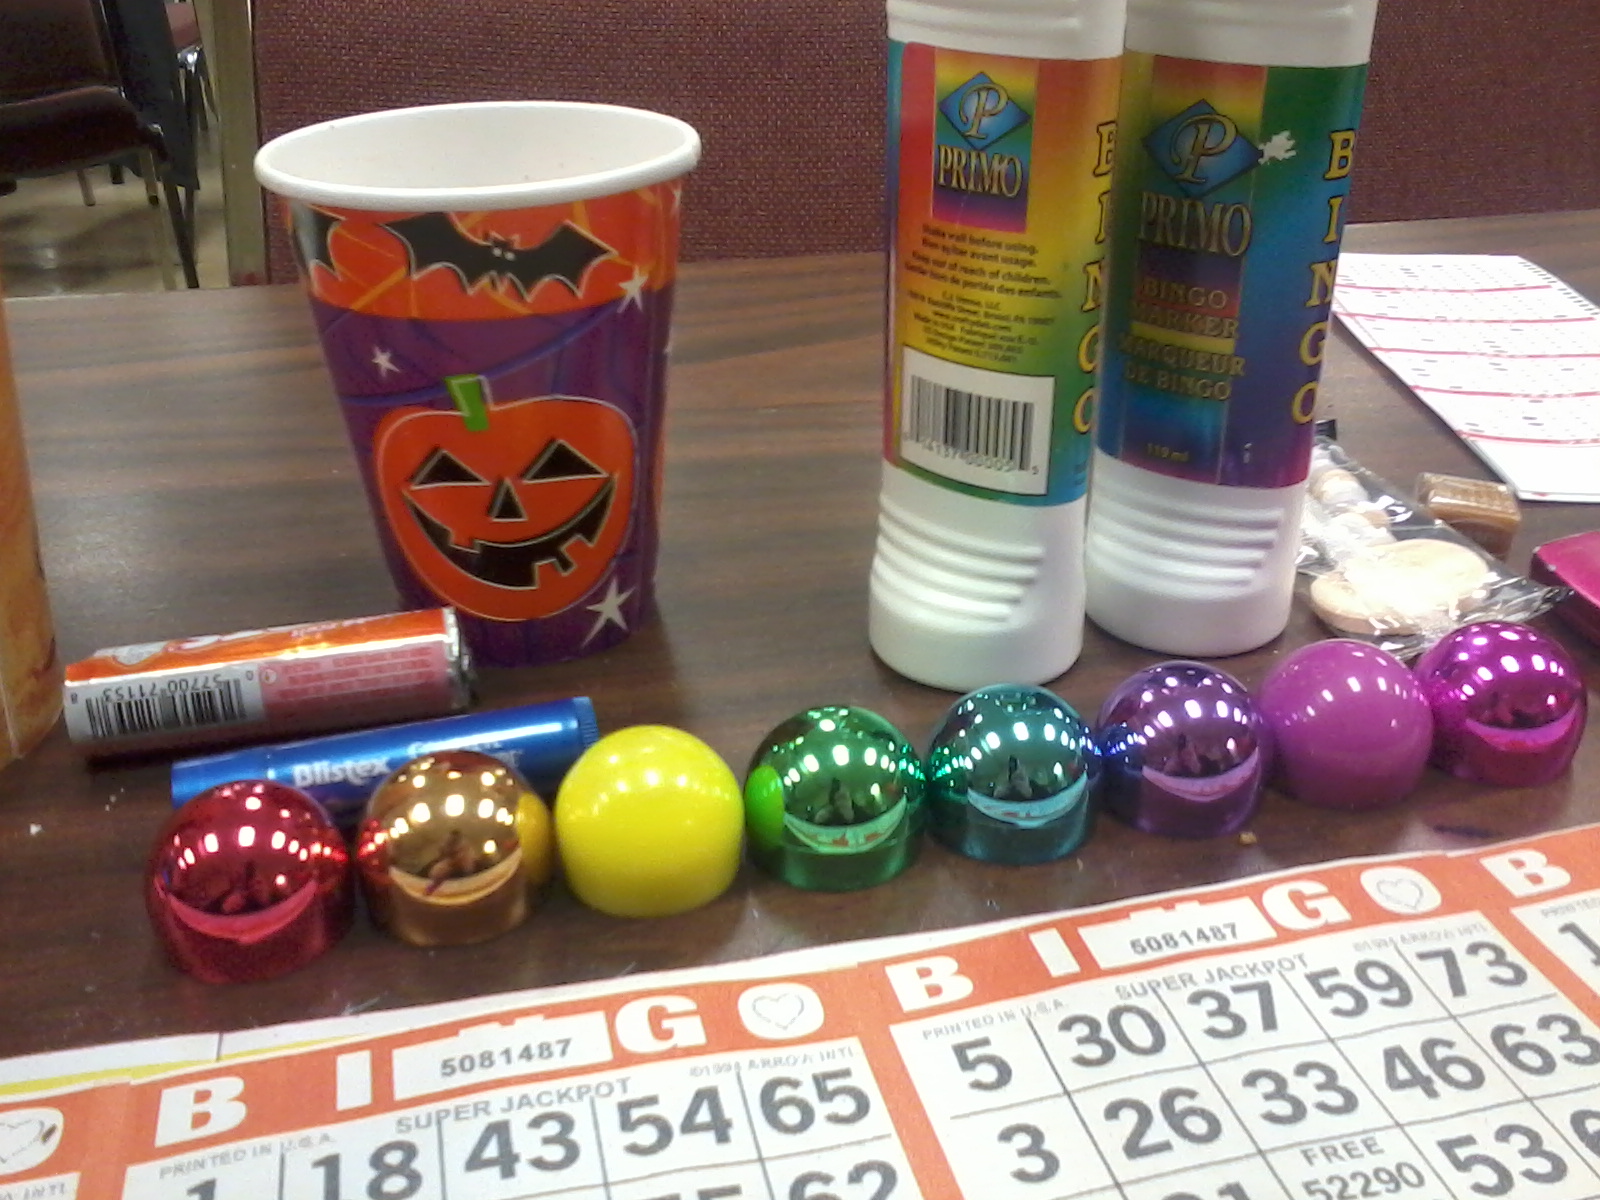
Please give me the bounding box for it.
[1144,100,1262,198]
[935,72,1031,202]
[1137,99,1271,257]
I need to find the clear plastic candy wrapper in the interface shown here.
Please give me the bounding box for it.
[1297,437,1565,658]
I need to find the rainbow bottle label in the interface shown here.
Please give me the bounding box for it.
[1097,53,1368,489]
[888,42,1121,506]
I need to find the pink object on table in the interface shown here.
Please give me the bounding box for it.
[1530,530,1600,646]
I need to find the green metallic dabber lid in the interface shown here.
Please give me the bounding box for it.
[744,705,924,891]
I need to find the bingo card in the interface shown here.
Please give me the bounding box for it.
[1332,253,1600,503]
[5,822,1600,1200]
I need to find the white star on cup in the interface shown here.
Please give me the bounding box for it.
[618,267,649,311]
[584,577,635,643]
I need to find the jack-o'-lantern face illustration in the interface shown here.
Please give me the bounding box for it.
[374,375,635,621]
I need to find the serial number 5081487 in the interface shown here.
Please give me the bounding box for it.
[1129,926,1237,956]
[441,1040,572,1079]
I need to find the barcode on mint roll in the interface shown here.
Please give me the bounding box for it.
[898,346,1054,495]
[63,663,267,750]
[82,679,250,739]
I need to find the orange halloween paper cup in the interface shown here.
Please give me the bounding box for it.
[255,102,700,667]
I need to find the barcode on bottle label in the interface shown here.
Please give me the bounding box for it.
[64,667,265,743]
[898,347,1053,495]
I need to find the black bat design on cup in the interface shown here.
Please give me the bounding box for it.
[382,215,612,299]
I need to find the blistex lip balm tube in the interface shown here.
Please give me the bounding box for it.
[171,697,599,830]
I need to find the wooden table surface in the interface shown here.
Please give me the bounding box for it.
[2,210,1597,1064]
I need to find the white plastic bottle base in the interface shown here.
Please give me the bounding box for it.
[1084,449,1304,656]
[869,465,1085,691]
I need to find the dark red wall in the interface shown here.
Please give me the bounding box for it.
[252,1,1600,281]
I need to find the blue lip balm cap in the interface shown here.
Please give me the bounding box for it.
[172,747,276,805]
[171,697,601,828]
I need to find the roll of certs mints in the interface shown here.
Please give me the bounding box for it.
[171,698,598,830]
[65,608,472,758]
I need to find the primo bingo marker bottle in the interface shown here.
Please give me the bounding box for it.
[871,0,1127,691]
[1084,0,1380,655]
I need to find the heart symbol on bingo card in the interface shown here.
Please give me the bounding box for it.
[0,1115,56,1170]
[752,993,806,1032]
[0,1120,42,1165]
[1374,876,1427,913]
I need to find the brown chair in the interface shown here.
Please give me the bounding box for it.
[165,0,211,135]
[0,0,198,287]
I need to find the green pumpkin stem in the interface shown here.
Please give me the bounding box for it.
[444,374,491,432]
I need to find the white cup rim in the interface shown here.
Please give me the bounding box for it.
[255,100,702,212]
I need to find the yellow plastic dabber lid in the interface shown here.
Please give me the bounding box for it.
[555,726,743,918]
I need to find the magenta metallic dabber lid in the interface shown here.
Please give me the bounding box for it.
[1414,622,1586,787]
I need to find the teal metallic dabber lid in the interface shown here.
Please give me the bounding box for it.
[925,684,1099,865]
[743,705,924,891]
